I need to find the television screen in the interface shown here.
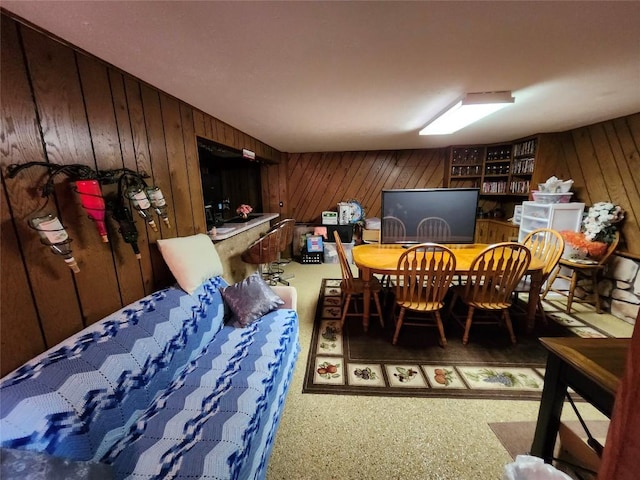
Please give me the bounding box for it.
[380,188,479,244]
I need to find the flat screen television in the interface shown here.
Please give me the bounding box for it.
[380,188,479,244]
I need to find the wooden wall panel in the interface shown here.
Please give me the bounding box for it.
[109,70,155,296]
[555,114,640,254]
[0,14,284,376]
[0,179,45,373]
[1,16,85,347]
[160,94,195,236]
[286,149,447,223]
[608,115,640,251]
[139,84,174,287]
[23,24,122,326]
[180,104,207,234]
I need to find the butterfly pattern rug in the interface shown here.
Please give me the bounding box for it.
[302,279,609,400]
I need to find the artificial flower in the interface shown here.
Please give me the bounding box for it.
[581,202,624,243]
[236,204,253,217]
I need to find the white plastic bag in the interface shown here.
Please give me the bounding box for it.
[503,455,573,480]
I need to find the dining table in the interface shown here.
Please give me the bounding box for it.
[352,243,546,333]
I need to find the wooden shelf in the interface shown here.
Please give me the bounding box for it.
[447,137,540,197]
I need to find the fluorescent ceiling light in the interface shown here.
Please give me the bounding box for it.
[419,91,514,135]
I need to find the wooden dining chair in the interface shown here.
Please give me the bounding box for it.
[392,243,456,346]
[449,242,531,345]
[382,216,406,243]
[416,217,451,243]
[512,228,565,322]
[334,231,385,329]
[379,216,407,293]
[543,231,619,313]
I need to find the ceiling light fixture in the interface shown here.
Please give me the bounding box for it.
[419,91,515,135]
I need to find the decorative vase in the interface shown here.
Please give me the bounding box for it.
[241,213,248,220]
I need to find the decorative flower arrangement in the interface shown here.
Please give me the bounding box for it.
[236,204,253,219]
[581,202,624,243]
[559,201,624,260]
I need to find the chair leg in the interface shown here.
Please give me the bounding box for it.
[542,266,560,299]
[340,293,352,328]
[373,292,385,327]
[435,311,447,347]
[392,308,405,345]
[537,297,547,324]
[591,270,602,313]
[566,270,579,313]
[503,309,517,344]
[462,306,474,345]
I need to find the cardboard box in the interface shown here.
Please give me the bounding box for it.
[555,421,606,480]
[362,229,380,243]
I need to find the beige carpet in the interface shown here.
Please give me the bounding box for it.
[265,261,632,480]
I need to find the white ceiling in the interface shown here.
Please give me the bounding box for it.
[3,1,640,153]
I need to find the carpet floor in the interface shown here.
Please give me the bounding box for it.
[266,262,632,480]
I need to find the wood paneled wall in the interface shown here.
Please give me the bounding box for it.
[287,149,448,223]
[287,116,640,255]
[0,13,285,376]
[555,114,640,255]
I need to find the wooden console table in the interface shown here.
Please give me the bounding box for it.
[530,337,629,463]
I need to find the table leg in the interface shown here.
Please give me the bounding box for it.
[361,268,371,332]
[527,270,543,334]
[530,353,567,462]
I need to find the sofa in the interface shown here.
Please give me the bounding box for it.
[0,234,300,479]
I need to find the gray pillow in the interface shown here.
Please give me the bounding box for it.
[221,272,284,327]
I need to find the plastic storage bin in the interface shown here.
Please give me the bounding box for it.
[300,250,323,264]
[323,241,354,264]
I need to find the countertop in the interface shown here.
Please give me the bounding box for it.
[208,213,279,241]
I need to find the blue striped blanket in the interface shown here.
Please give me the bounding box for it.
[0,276,299,479]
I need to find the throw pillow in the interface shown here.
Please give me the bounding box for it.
[221,272,284,327]
[157,233,224,294]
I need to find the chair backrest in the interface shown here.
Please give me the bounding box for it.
[241,228,280,265]
[597,230,620,266]
[273,218,296,252]
[416,217,451,243]
[396,243,457,307]
[522,228,565,280]
[334,230,355,288]
[382,216,406,243]
[464,242,532,305]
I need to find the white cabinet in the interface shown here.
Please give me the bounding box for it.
[518,201,585,242]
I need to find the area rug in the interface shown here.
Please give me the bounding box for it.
[302,279,610,400]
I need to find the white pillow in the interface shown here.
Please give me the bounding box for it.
[157,233,224,294]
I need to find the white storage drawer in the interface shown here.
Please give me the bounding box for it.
[518,201,585,242]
